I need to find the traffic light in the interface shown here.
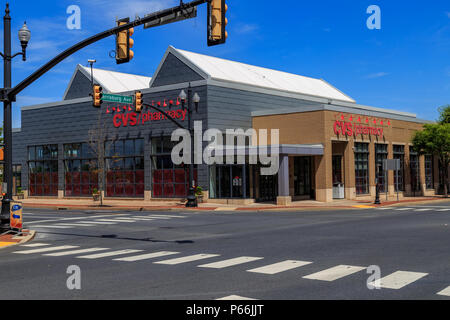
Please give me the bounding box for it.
[208,0,228,46]
[93,85,103,108]
[116,18,134,64]
[135,91,143,113]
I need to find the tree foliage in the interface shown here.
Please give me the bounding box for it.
[412,107,450,197]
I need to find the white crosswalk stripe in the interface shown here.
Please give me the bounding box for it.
[303,265,366,282]
[114,251,180,262]
[44,248,109,257]
[414,209,432,212]
[199,257,264,269]
[20,243,50,248]
[31,225,71,229]
[154,254,220,265]
[13,245,79,254]
[147,215,186,219]
[437,286,450,297]
[77,221,117,225]
[55,223,96,227]
[247,260,313,275]
[395,208,413,211]
[96,219,136,223]
[370,271,428,289]
[77,249,143,259]
[437,209,450,212]
[217,295,257,300]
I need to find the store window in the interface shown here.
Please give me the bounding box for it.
[425,155,434,190]
[13,165,22,195]
[106,139,144,197]
[354,143,369,195]
[28,145,58,196]
[64,143,98,197]
[409,147,421,194]
[151,137,196,198]
[210,163,250,199]
[393,145,405,192]
[375,144,388,193]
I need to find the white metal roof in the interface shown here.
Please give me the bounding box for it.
[63,65,151,99]
[157,46,355,103]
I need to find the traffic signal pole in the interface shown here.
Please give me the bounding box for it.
[0,0,211,229]
[1,5,13,227]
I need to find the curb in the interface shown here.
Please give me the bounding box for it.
[0,229,36,250]
[20,197,449,213]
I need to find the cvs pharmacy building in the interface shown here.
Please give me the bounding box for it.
[12,46,443,204]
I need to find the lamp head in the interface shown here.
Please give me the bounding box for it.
[18,22,31,46]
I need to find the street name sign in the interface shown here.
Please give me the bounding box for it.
[102,94,134,104]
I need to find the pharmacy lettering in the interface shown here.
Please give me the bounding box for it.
[334,121,384,137]
[112,109,188,128]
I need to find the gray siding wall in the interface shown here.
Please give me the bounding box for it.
[13,86,208,196]
[64,71,96,100]
[151,53,204,87]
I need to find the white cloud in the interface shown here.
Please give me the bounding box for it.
[446,12,450,18]
[365,72,390,79]
[235,23,259,35]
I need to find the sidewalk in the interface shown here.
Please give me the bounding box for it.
[0,229,35,249]
[16,196,449,212]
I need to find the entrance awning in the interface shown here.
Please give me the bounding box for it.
[210,144,324,156]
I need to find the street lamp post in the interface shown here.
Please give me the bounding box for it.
[0,3,30,231]
[179,84,200,208]
[374,164,381,205]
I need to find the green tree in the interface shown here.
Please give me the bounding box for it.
[412,109,450,197]
[439,105,450,124]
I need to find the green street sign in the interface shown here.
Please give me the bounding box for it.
[102,93,134,104]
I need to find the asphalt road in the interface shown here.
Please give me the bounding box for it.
[0,202,449,300]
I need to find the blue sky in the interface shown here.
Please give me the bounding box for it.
[0,0,449,128]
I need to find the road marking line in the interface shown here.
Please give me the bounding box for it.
[438,209,450,212]
[25,214,131,225]
[77,221,117,225]
[55,223,96,227]
[247,260,313,275]
[21,243,50,247]
[77,249,143,259]
[154,254,220,265]
[114,251,180,262]
[146,215,186,219]
[376,208,391,210]
[437,286,450,296]
[303,265,366,282]
[13,245,79,254]
[395,208,413,211]
[0,242,15,247]
[198,257,264,269]
[414,209,432,212]
[217,295,257,300]
[31,225,72,229]
[44,248,109,257]
[96,219,136,223]
[214,208,238,211]
[370,271,428,289]
[126,218,155,221]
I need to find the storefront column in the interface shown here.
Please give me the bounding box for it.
[344,141,355,200]
[315,141,333,202]
[58,144,64,199]
[277,154,291,205]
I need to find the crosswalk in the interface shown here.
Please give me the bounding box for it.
[24,213,187,230]
[12,242,450,298]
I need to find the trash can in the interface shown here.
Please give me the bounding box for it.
[333,184,345,199]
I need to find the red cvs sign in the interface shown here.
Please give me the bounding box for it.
[334,121,384,137]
